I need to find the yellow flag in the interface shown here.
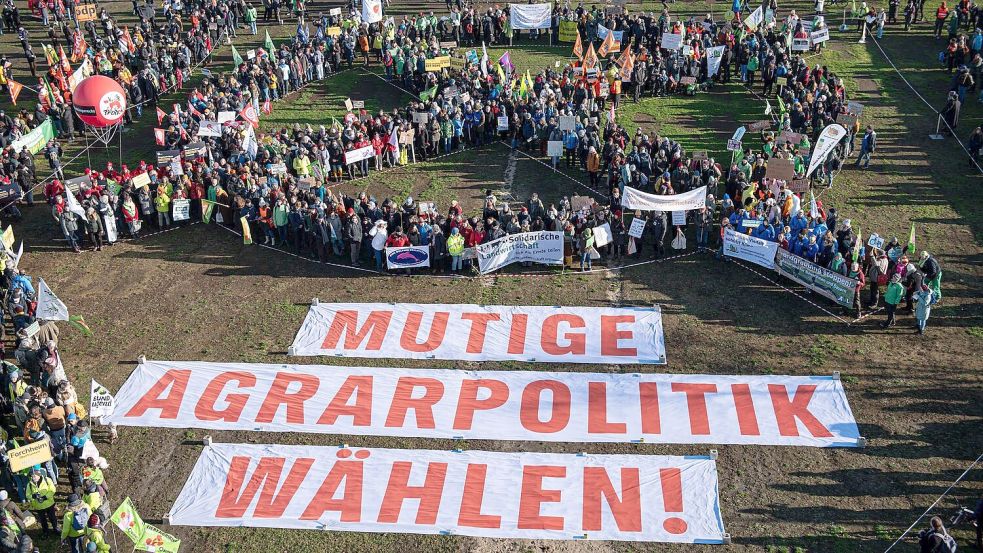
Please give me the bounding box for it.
[240,217,253,245]
[1,225,14,251]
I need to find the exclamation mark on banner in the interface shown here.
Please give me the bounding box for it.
[659,468,688,534]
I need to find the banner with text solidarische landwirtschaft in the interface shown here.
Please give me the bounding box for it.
[289,303,666,364]
[169,442,727,543]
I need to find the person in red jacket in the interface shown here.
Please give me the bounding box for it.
[44,179,65,204]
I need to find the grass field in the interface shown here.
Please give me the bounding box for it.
[3,0,983,551]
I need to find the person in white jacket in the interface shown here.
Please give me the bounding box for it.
[369,220,388,270]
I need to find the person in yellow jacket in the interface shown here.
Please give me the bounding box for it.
[82,458,108,498]
[154,186,171,229]
[27,469,58,535]
[292,149,312,177]
[85,514,111,552]
[447,227,465,272]
[82,482,104,518]
[61,494,90,551]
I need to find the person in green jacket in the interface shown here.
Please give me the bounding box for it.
[580,227,595,271]
[62,494,90,551]
[85,514,111,552]
[273,197,289,245]
[882,273,905,328]
[245,3,258,34]
[27,469,58,535]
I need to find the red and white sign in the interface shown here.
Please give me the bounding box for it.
[106,361,861,447]
[344,145,375,165]
[169,442,726,543]
[289,303,667,364]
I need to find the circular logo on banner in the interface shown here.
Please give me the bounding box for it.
[99,91,127,120]
[388,249,428,267]
[372,4,380,13]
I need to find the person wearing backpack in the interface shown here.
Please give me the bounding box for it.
[60,494,89,553]
[84,514,110,552]
[919,516,957,552]
[25,470,57,535]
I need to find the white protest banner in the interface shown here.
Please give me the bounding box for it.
[792,38,811,52]
[289,303,666,364]
[660,32,683,50]
[628,217,646,238]
[36,278,69,321]
[196,120,223,138]
[722,228,779,269]
[706,45,725,76]
[170,442,726,542]
[805,124,846,177]
[547,140,564,157]
[385,246,430,269]
[476,231,563,274]
[90,380,116,419]
[509,3,551,29]
[810,28,830,44]
[172,199,190,221]
[344,145,375,165]
[362,0,382,23]
[558,115,576,131]
[622,186,707,212]
[217,111,236,124]
[593,222,612,247]
[109,361,859,446]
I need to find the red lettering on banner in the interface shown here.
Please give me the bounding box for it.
[125,369,191,419]
[659,467,688,534]
[378,461,448,524]
[600,315,637,356]
[541,314,586,356]
[317,376,373,426]
[518,465,566,530]
[582,467,642,532]
[194,371,257,423]
[639,382,662,434]
[460,313,501,353]
[452,379,509,430]
[519,380,571,434]
[507,314,528,354]
[300,458,365,522]
[256,373,320,424]
[457,464,502,528]
[731,384,761,436]
[768,384,833,437]
[670,383,717,435]
[400,312,450,352]
[216,456,314,518]
[321,310,393,351]
[588,382,627,434]
[385,378,444,429]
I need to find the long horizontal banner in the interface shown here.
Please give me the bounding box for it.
[622,186,707,212]
[476,231,563,274]
[169,443,727,543]
[106,361,861,447]
[289,303,666,364]
[774,249,858,307]
[723,228,778,269]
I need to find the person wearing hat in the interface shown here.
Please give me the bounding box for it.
[26,469,57,535]
[85,514,110,552]
[61,494,88,552]
[919,251,943,302]
[0,491,26,532]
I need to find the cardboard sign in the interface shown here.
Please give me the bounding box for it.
[352,100,365,109]
[628,217,646,238]
[65,175,92,194]
[412,112,429,124]
[130,172,151,189]
[747,120,772,132]
[547,140,564,157]
[76,3,97,21]
[777,130,807,146]
[172,199,190,221]
[398,129,415,144]
[731,126,747,142]
[24,320,40,338]
[792,38,811,52]
[810,28,830,44]
[344,98,354,111]
[269,162,287,175]
[660,32,683,50]
[329,7,342,15]
[170,159,184,176]
[327,26,342,36]
[672,210,686,225]
[847,101,864,116]
[726,139,742,152]
[344,145,375,165]
[570,195,594,212]
[156,150,181,164]
[439,41,458,50]
[183,142,208,159]
[424,56,451,72]
[679,76,697,85]
[558,115,576,131]
[765,159,796,182]
[8,438,53,472]
[789,178,811,194]
[497,115,509,131]
[592,222,612,247]
[691,150,708,161]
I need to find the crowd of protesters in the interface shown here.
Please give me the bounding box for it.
[0,265,115,551]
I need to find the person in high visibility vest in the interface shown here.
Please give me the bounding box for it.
[84,514,111,552]
[26,469,58,535]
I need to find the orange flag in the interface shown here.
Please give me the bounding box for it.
[619,52,634,82]
[58,45,71,74]
[615,42,632,67]
[573,32,584,60]
[598,30,615,58]
[583,42,598,71]
[8,80,22,105]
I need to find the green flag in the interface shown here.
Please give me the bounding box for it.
[137,524,181,553]
[777,96,787,117]
[231,44,244,66]
[907,222,916,254]
[201,200,216,223]
[265,30,276,59]
[111,497,147,545]
[68,314,93,337]
[419,85,437,102]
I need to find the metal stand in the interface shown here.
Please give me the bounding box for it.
[858,20,867,43]
[929,114,945,140]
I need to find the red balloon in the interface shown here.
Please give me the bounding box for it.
[73,75,127,127]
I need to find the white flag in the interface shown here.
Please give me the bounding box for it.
[810,191,819,218]
[36,278,69,321]
[362,0,382,23]
[65,191,86,218]
[90,379,116,419]
[806,124,847,178]
[242,125,257,158]
[481,42,489,77]
[387,126,399,163]
[10,241,24,269]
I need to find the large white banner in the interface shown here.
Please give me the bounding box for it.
[509,3,552,29]
[289,303,665,363]
[344,145,375,165]
[362,0,382,23]
[170,443,727,543]
[622,186,707,212]
[476,231,563,274]
[805,124,846,177]
[707,46,725,77]
[107,361,861,447]
[722,228,779,269]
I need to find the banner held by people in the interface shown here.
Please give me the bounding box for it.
[722,228,779,269]
[476,231,563,274]
[622,186,707,212]
[169,442,727,543]
[773,249,858,307]
[509,3,552,29]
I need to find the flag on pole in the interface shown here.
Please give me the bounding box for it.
[36,278,70,321]
[156,107,166,125]
[231,44,244,66]
[809,191,818,219]
[154,128,166,146]
[419,85,438,102]
[58,45,71,73]
[261,99,272,114]
[239,103,259,128]
[138,525,181,553]
[388,125,400,163]
[71,31,87,62]
[907,222,916,254]
[111,498,147,545]
[608,101,616,124]
[242,124,258,158]
[480,42,489,77]
[264,30,276,59]
[852,227,862,263]
[7,80,22,105]
[583,42,599,70]
[598,29,615,58]
[240,216,253,244]
[201,200,216,223]
[573,32,584,59]
[65,190,86,218]
[498,51,514,76]
[764,99,772,116]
